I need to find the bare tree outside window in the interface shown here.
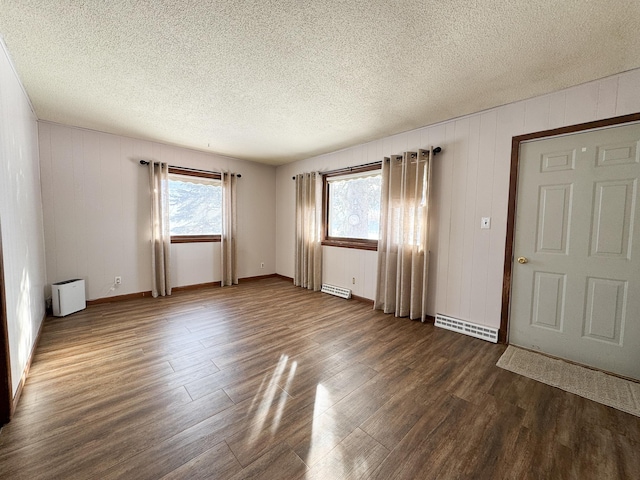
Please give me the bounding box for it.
[328,174,381,240]
[168,176,221,236]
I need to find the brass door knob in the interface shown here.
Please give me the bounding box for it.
[517,256,528,264]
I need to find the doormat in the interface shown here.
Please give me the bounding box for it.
[497,346,640,417]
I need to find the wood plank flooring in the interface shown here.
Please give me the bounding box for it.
[0,277,638,479]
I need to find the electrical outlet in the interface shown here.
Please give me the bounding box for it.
[115,276,122,285]
[481,217,491,229]
[260,262,265,269]
[352,277,355,284]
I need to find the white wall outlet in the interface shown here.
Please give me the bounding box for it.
[352,277,355,284]
[481,217,491,229]
[115,276,122,285]
[260,262,265,269]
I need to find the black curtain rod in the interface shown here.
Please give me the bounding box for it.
[292,146,442,180]
[139,160,241,178]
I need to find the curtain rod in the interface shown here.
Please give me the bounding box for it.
[292,146,441,180]
[139,160,241,178]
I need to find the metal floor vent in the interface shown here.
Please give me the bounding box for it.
[321,284,352,299]
[435,314,498,343]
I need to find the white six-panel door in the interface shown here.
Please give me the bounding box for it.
[510,123,640,380]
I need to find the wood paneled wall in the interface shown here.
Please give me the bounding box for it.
[275,68,640,329]
[0,40,47,395]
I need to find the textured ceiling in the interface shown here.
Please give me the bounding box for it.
[1,1,639,165]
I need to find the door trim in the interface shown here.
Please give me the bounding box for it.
[0,219,12,425]
[499,112,640,343]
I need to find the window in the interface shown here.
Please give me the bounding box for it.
[322,165,382,250]
[168,167,221,243]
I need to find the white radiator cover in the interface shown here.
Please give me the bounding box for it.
[52,279,86,317]
[321,284,352,299]
[435,314,498,343]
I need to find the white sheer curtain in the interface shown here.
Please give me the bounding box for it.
[375,149,432,321]
[294,172,322,290]
[149,161,172,297]
[221,172,238,286]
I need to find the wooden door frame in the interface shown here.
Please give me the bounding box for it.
[499,112,640,343]
[0,218,12,425]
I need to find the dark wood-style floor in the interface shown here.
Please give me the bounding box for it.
[0,278,638,479]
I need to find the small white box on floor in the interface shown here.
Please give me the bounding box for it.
[52,279,86,317]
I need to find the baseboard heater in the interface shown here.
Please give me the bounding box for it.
[321,284,352,299]
[435,314,498,343]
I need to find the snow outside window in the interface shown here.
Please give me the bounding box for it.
[168,173,222,237]
[327,171,381,241]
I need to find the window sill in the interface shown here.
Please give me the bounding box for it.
[322,238,378,251]
[171,235,221,243]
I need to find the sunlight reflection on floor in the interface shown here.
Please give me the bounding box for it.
[247,354,296,445]
[305,384,337,467]
[312,382,332,418]
[271,360,297,434]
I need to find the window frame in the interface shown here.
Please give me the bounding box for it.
[322,163,382,251]
[168,167,222,243]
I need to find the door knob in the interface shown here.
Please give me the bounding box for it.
[517,256,528,264]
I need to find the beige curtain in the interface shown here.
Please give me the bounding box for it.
[294,172,322,290]
[374,149,432,321]
[221,172,238,286]
[149,161,172,297]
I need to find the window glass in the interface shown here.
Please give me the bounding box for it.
[327,172,381,240]
[168,173,221,236]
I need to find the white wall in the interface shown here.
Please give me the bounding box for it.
[38,122,276,301]
[0,40,47,395]
[276,68,640,329]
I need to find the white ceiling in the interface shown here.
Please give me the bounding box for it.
[1,1,639,165]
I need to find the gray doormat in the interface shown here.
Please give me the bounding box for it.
[497,346,640,417]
